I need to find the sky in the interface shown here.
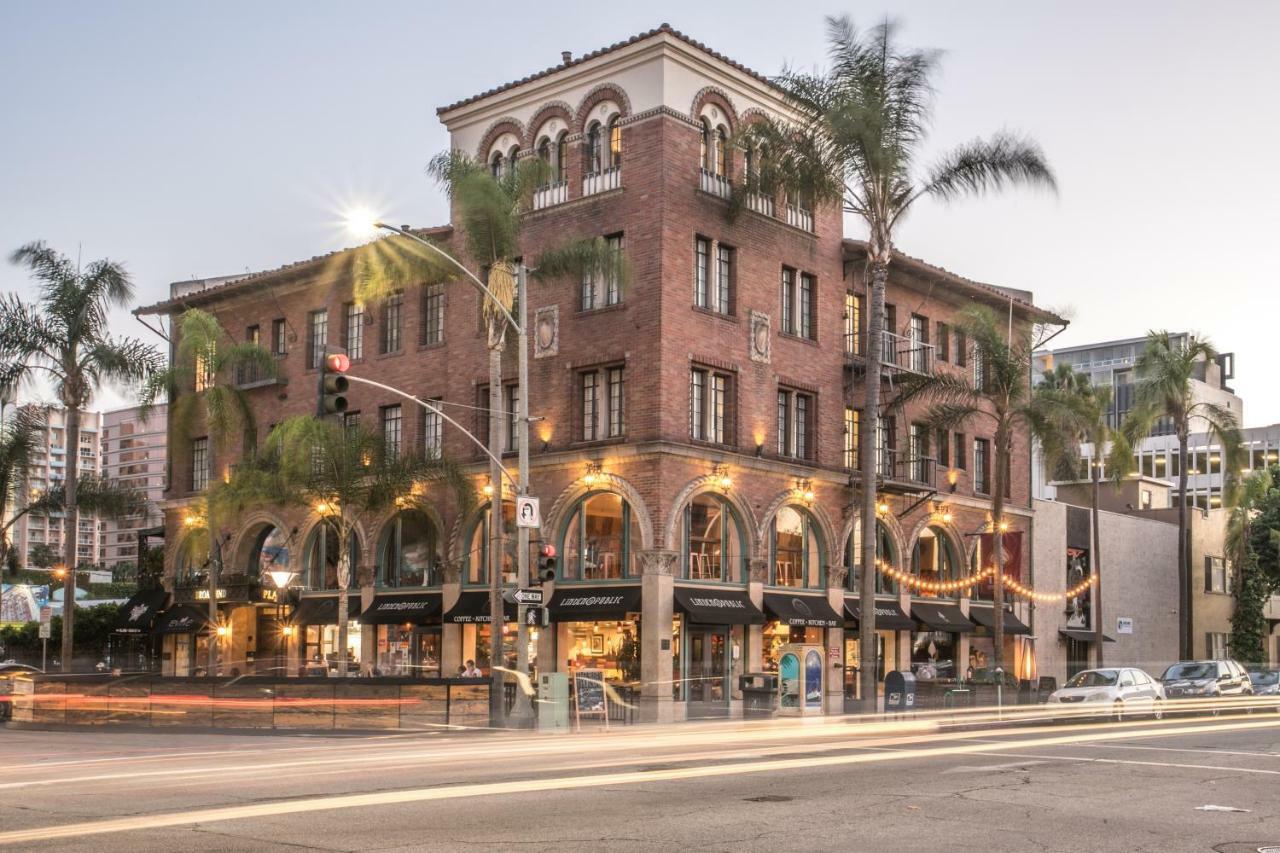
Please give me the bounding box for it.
[2,1,1278,423]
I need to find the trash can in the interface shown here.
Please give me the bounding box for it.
[884,670,917,713]
[740,673,778,718]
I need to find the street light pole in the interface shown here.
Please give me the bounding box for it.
[510,264,533,725]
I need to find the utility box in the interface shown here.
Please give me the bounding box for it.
[537,671,569,732]
[777,644,825,716]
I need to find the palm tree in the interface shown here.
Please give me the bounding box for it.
[213,416,471,676]
[1122,331,1243,659]
[0,242,163,671]
[355,151,627,719]
[0,405,44,575]
[1226,468,1273,663]
[737,16,1057,708]
[896,305,1053,676]
[142,307,276,674]
[1033,370,1133,665]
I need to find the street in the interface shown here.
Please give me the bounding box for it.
[2,711,1280,852]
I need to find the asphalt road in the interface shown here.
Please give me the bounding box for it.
[3,710,1280,852]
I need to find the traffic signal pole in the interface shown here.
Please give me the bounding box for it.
[510,264,534,725]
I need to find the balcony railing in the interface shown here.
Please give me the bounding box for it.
[785,204,814,232]
[532,180,568,210]
[699,168,732,199]
[582,167,621,197]
[844,330,935,376]
[234,363,279,389]
[746,192,775,217]
[878,448,937,489]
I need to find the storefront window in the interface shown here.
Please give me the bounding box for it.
[1065,547,1091,630]
[375,624,441,677]
[911,526,958,599]
[763,622,810,672]
[910,631,956,682]
[683,493,744,582]
[462,621,518,676]
[845,520,897,594]
[562,621,640,682]
[561,492,631,580]
[466,502,517,585]
[379,510,440,587]
[302,525,361,591]
[771,506,822,588]
[301,622,361,673]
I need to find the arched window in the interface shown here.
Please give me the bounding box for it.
[489,151,504,179]
[683,493,744,582]
[246,525,288,580]
[537,137,552,184]
[554,131,568,182]
[714,126,728,176]
[845,520,898,594]
[303,524,360,591]
[378,510,440,588]
[607,117,622,169]
[700,120,713,171]
[466,501,516,585]
[585,122,603,174]
[771,506,823,588]
[507,145,520,177]
[911,526,959,599]
[561,492,631,580]
[176,531,209,584]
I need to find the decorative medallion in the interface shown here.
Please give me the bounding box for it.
[749,310,771,364]
[534,305,559,359]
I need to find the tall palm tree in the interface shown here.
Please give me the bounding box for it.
[738,16,1057,708]
[1122,331,1243,659]
[355,151,627,719]
[214,416,471,677]
[1033,370,1132,665]
[0,242,163,671]
[142,307,276,674]
[896,305,1052,676]
[0,405,44,575]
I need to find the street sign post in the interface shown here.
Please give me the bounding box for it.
[516,495,540,529]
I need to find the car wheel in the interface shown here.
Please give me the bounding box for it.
[1152,700,1164,721]
[1112,700,1125,723]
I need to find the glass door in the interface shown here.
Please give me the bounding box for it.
[686,626,729,718]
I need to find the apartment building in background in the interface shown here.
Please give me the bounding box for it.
[99,403,168,572]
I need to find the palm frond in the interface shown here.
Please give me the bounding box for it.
[352,235,456,306]
[917,133,1057,208]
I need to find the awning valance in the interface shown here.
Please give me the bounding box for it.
[911,602,975,633]
[674,586,766,625]
[443,590,516,624]
[548,586,641,622]
[763,593,840,628]
[153,604,212,635]
[359,593,443,625]
[1059,628,1116,643]
[844,599,915,631]
[291,595,347,626]
[967,605,1031,636]
[114,589,167,634]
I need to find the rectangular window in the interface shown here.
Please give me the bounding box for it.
[845,293,864,356]
[974,438,991,494]
[343,302,364,361]
[799,273,815,339]
[694,236,711,309]
[715,244,733,314]
[936,322,950,362]
[421,284,445,345]
[581,234,624,311]
[422,399,442,457]
[580,367,625,441]
[381,405,402,456]
[690,367,733,445]
[307,309,327,370]
[271,318,287,357]
[973,343,986,390]
[876,415,896,476]
[843,407,860,469]
[936,428,950,469]
[504,384,519,452]
[581,372,599,441]
[606,366,625,438]
[381,291,404,354]
[955,330,968,368]
[777,388,815,460]
[1206,556,1228,593]
[909,423,930,479]
[343,411,360,437]
[781,267,796,335]
[909,314,929,372]
[191,437,209,492]
[1206,632,1228,659]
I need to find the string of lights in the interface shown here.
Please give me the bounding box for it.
[872,559,1097,602]
[1003,573,1096,603]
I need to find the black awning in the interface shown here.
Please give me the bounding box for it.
[443,590,516,624]
[359,593,443,625]
[910,602,975,633]
[1059,628,1116,643]
[673,586,766,625]
[548,586,641,622]
[114,589,167,634]
[763,593,840,628]
[153,604,212,635]
[291,595,348,626]
[844,599,915,631]
[967,605,1031,636]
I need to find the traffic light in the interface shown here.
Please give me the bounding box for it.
[537,543,557,582]
[317,348,350,416]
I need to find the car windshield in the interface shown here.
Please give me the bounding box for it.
[1163,663,1215,680]
[1249,671,1279,686]
[1065,670,1118,688]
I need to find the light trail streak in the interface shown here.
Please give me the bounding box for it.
[0,716,1277,846]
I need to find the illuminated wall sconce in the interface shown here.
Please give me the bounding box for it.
[712,464,732,491]
[946,469,958,493]
[538,424,553,452]
[314,500,336,516]
[876,499,890,516]
[795,478,815,504]
[482,482,495,499]
[281,625,295,638]
[215,625,230,638]
[755,443,764,458]
[998,520,1010,533]
[583,461,603,488]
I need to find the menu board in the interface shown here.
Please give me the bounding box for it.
[573,668,608,728]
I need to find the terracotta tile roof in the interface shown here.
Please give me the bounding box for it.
[436,23,779,116]
[135,225,453,316]
[842,239,1067,326]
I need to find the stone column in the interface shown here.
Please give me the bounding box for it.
[826,564,848,714]
[441,559,463,676]
[638,548,677,724]
[747,558,768,674]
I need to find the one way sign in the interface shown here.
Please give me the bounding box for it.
[510,587,543,605]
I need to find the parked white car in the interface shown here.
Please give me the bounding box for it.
[1046,667,1166,721]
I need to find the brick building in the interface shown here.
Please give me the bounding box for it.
[139,24,1060,720]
